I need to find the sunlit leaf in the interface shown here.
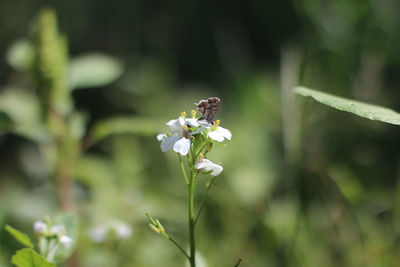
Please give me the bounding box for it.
[293,86,400,125]
[5,225,34,248]
[6,39,35,72]
[53,213,79,264]
[69,53,123,90]
[12,248,55,267]
[85,117,162,148]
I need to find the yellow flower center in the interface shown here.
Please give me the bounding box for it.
[191,110,196,118]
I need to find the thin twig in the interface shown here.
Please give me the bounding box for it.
[166,236,190,260]
[234,259,242,266]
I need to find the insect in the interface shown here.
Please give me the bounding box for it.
[195,97,221,124]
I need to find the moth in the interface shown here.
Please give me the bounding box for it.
[195,97,221,124]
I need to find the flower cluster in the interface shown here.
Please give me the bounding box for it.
[89,220,132,243]
[33,217,74,263]
[157,109,231,176]
[34,220,73,248]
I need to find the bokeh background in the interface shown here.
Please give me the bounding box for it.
[1,0,400,266]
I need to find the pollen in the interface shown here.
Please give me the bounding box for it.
[191,110,196,118]
[180,111,186,118]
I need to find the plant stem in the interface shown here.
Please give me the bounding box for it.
[194,188,209,226]
[179,155,189,184]
[234,259,242,266]
[165,235,190,260]
[188,169,196,267]
[194,175,216,225]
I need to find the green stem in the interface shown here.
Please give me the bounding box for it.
[194,189,209,226]
[188,170,196,267]
[165,235,190,260]
[234,259,242,266]
[179,155,189,184]
[194,176,216,225]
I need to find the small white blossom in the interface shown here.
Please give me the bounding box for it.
[157,116,192,156]
[114,223,132,239]
[50,225,65,235]
[208,126,232,142]
[59,235,73,248]
[90,225,108,243]
[195,158,223,176]
[90,221,132,243]
[33,221,47,234]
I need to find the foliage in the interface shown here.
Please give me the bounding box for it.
[5,225,34,249]
[12,249,55,267]
[294,87,400,125]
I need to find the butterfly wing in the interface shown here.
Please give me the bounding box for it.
[196,97,220,124]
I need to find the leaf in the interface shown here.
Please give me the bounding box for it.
[5,225,34,248]
[68,53,123,90]
[12,248,55,267]
[53,213,79,264]
[293,86,400,126]
[85,116,163,148]
[0,88,50,142]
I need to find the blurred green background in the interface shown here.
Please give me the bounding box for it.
[1,0,400,266]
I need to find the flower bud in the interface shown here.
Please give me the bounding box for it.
[155,219,165,233]
[148,224,160,233]
[34,221,47,234]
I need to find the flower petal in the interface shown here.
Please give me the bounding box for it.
[166,117,184,134]
[208,130,224,142]
[90,226,108,243]
[160,133,180,152]
[173,137,191,156]
[195,159,223,176]
[217,126,232,140]
[157,134,167,141]
[186,118,200,127]
[59,235,73,248]
[34,221,47,234]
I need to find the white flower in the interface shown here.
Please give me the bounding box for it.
[33,221,47,234]
[90,225,108,243]
[166,117,185,135]
[59,235,73,248]
[195,158,223,176]
[50,225,65,235]
[114,223,132,239]
[208,126,232,142]
[157,116,191,156]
